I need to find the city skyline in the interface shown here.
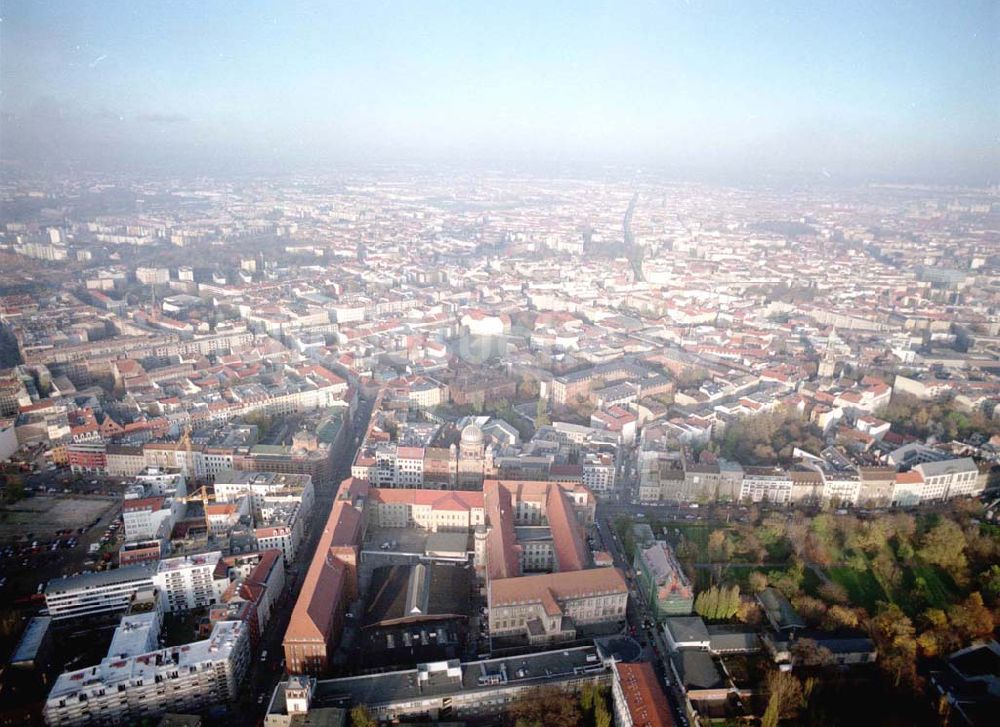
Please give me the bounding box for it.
[2,172,998,727]
[1,1,997,182]
[1,4,1000,727]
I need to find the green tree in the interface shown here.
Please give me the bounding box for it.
[767,559,805,599]
[916,608,961,658]
[979,565,1000,605]
[693,591,706,616]
[871,549,903,592]
[518,376,540,400]
[614,517,637,559]
[706,586,722,619]
[896,539,915,562]
[722,584,741,619]
[761,694,780,727]
[581,685,613,727]
[917,518,968,574]
[792,638,836,667]
[822,605,860,630]
[535,398,551,427]
[0,609,21,639]
[242,411,274,438]
[2,480,25,504]
[818,582,849,605]
[708,529,733,561]
[762,670,804,725]
[595,704,612,727]
[792,595,828,625]
[350,705,377,727]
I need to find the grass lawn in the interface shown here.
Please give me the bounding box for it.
[826,565,889,611]
[656,520,760,564]
[905,563,959,611]
[659,521,712,554]
[695,563,782,592]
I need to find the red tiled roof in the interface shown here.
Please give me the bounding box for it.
[545,482,589,573]
[122,496,166,512]
[489,568,627,608]
[395,446,425,460]
[484,481,521,580]
[614,662,675,727]
[284,499,356,644]
[371,488,483,510]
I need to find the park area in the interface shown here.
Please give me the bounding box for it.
[617,505,988,622]
[616,502,1000,717]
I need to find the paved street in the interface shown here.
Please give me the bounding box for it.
[594,507,690,727]
[232,393,376,722]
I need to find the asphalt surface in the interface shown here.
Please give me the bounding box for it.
[594,503,691,727]
[230,422,708,723]
[232,393,376,722]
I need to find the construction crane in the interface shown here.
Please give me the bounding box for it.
[177,425,255,529]
[172,485,217,536]
[178,485,217,508]
[178,483,257,530]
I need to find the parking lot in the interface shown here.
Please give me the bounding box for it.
[0,492,121,604]
[362,526,441,556]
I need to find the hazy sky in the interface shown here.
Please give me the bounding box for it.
[1,1,997,181]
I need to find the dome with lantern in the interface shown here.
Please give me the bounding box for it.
[460,423,484,446]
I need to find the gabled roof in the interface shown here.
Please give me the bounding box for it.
[614,662,675,727]
[484,481,520,580]
[284,498,358,645]
[489,568,627,608]
[545,483,589,573]
[757,587,805,631]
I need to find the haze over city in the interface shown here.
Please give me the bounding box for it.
[2,1,998,181]
[1,3,1000,727]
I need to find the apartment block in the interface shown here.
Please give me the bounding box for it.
[43,620,249,726]
[44,564,157,620]
[152,552,227,613]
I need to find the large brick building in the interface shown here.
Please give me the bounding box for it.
[282,478,366,674]
[487,568,628,644]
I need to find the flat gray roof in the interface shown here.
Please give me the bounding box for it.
[672,650,724,690]
[917,457,977,476]
[272,645,605,712]
[45,561,157,595]
[706,625,760,653]
[664,616,710,645]
[11,616,51,664]
[425,531,471,555]
[513,526,552,542]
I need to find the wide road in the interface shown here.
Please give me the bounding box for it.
[593,509,691,727]
[233,393,376,722]
[623,191,643,282]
